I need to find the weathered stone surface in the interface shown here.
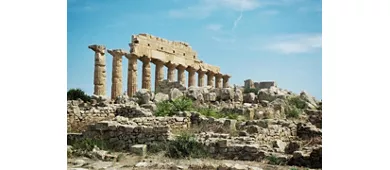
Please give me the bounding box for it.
[131,144,147,156]
[234,89,243,102]
[273,140,287,152]
[257,86,289,102]
[141,58,152,91]
[89,44,107,96]
[221,88,234,101]
[116,105,153,118]
[285,142,300,154]
[169,88,183,101]
[153,92,169,103]
[186,86,203,100]
[204,92,217,102]
[108,49,126,100]
[136,89,152,104]
[297,123,322,140]
[244,92,256,103]
[300,91,318,108]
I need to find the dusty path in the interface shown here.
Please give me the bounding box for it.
[68,152,316,170]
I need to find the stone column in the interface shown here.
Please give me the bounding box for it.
[125,54,138,97]
[140,56,151,91]
[153,59,165,92]
[222,74,231,88]
[177,65,186,85]
[166,62,177,82]
[206,71,215,87]
[197,70,206,87]
[215,73,223,88]
[187,66,197,87]
[108,49,126,100]
[88,45,106,96]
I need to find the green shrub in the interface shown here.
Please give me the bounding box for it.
[71,138,108,151]
[147,142,168,154]
[243,87,258,94]
[155,100,175,116]
[287,96,306,109]
[166,132,207,159]
[171,97,193,112]
[267,155,286,165]
[197,107,221,118]
[284,106,302,118]
[67,88,91,102]
[154,97,194,116]
[196,108,242,120]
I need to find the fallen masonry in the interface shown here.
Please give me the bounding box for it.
[68,34,322,170]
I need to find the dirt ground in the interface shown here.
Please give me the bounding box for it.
[67,152,317,170]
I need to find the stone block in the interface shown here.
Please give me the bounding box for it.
[131,144,147,156]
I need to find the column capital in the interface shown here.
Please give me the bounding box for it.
[140,55,151,63]
[107,49,127,57]
[124,53,138,60]
[176,64,187,70]
[88,44,106,54]
[215,72,223,78]
[197,67,207,74]
[166,61,178,68]
[151,58,165,65]
[186,65,198,72]
[206,70,216,76]
[222,74,231,79]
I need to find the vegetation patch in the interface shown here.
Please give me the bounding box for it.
[284,106,303,118]
[287,96,307,110]
[165,132,208,159]
[67,88,91,102]
[71,137,109,151]
[266,155,286,165]
[196,107,242,120]
[155,97,194,116]
[243,87,258,94]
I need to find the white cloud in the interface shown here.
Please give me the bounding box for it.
[265,34,322,54]
[298,6,322,13]
[168,0,260,18]
[211,36,236,43]
[261,10,280,15]
[232,11,243,31]
[206,24,223,31]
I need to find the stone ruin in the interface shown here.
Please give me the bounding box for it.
[244,79,277,90]
[89,33,231,100]
[68,33,322,170]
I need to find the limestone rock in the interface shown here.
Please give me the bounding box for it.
[246,125,260,134]
[140,103,157,112]
[244,92,256,103]
[234,89,243,102]
[186,86,204,101]
[135,162,149,167]
[285,142,301,154]
[221,88,234,101]
[297,123,322,140]
[204,92,217,102]
[257,86,289,102]
[115,94,129,104]
[300,91,318,108]
[136,89,152,105]
[169,88,183,101]
[273,140,287,152]
[131,144,147,156]
[154,92,169,103]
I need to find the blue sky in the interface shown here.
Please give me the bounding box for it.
[67,0,322,99]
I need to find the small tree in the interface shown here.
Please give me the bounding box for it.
[67,88,91,102]
[243,87,258,94]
